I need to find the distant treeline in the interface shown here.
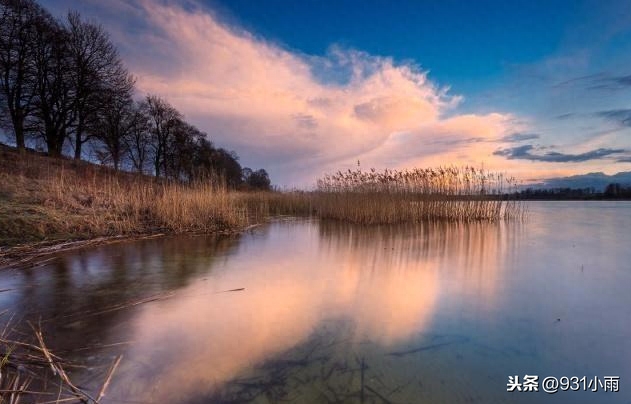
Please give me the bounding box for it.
[0,0,270,190]
[515,183,631,200]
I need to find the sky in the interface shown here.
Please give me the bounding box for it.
[40,0,631,186]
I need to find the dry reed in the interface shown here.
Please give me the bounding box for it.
[0,147,281,245]
[0,314,119,404]
[45,173,251,236]
[0,146,317,248]
[0,146,526,246]
[313,166,525,223]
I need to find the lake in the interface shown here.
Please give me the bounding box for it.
[1,201,629,403]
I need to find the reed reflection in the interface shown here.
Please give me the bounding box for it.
[104,219,511,402]
[0,235,241,361]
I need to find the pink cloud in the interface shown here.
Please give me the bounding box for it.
[120,1,522,185]
[40,0,631,184]
[53,0,545,185]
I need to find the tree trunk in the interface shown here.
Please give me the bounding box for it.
[6,105,26,153]
[154,155,161,177]
[45,124,65,157]
[14,114,26,154]
[46,138,62,157]
[74,117,83,160]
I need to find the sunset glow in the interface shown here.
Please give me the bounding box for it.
[39,0,631,186]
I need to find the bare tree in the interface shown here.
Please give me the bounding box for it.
[210,148,243,187]
[165,120,206,181]
[124,101,151,173]
[141,94,181,178]
[93,75,135,170]
[66,11,129,160]
[0,0,44,152]
[246,168,271,190]
[187,136,244,187]
[191,136,216,180]
[30,12,75,157]
[1,0,272,187]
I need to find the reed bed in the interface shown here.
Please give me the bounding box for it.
[0,147,317,249]
[0,316,120,404]
[313,166,525,223]
[46,172,251,236]
[0,146,526,246]
[44,174,317,236]
[0,148,269,245]
[237,191,312,219]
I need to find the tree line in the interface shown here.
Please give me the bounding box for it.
[515,184,631,200]
[0,0,270,189]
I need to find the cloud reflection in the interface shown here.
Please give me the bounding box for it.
[100,220,507,402]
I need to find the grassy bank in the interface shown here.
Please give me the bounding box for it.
[0,146,525,251]
[0,145,310,248]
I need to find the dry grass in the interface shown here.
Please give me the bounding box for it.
[312,166,526,223]
[0,145,525,247]
[47,172,250,235]
[237,191,312,219]
[0,146,300,247]
[0,313,120,404]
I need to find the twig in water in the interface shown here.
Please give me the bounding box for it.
[360,357,365,403]
[96,355,123,402]
[215,288,245,293]
[386,336,470,357]
[29,321,97,403]
[365,385,395,404]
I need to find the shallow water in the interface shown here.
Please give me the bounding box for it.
[1,201,630,403]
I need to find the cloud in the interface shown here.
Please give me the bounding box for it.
[552,73,606,88]
[494,144,627,163]
[292,113,318,130]
[609,75,631,86]
[553,72,631,92]
[354,112,519,169]
[70,0,520,185]
[555,113,576,120]
[501,132,541,142]
[588,74,631,91]
[427,136,486,147]
[596,109,631,127]
[37,0,631,184]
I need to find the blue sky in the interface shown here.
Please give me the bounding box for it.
[40,0,631,185]
[206,0,568,92]
[203,1,631,95]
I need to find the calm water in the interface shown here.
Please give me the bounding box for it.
[1,201,630,403]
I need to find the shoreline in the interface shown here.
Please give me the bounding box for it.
[0,224,266,270]
[0,233,165,270]
[4,198,627,271]
[0,146,302,263]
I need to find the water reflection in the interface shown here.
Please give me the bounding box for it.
[0,219,511,402]
[78,219,509,402]
[0,235,241,362]
[2,204,629,403]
